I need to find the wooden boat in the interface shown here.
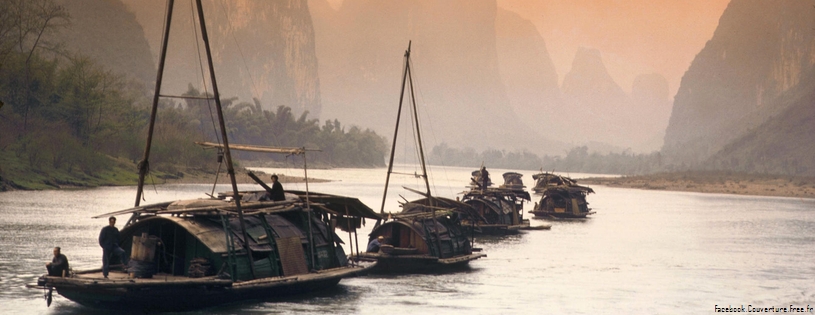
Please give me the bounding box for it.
[354,204,484,273]
[32,192,377,311]
[349,42,485,273]
[459,169,541,234]
[528,173,595,218]
[28,0,376,311]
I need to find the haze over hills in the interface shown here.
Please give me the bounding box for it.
[494,8,560,141]
[545,47,671,152]
[120,0,322,116]
[309,0,565,154]
[707,73,815,176]
[39,0,815,176]
[663,0,815,171]
[53,0,155,85]
[560,47,629,148]
[497,0,730,98]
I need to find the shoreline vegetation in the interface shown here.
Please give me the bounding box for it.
[0,158,329,191]
[580,172,815,199]
[7,161,815,202]
[0,154,330,193]
[0,3,386,193]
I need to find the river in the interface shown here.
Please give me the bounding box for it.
[1,165,813,314]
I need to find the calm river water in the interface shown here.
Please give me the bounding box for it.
[1,165,814,314]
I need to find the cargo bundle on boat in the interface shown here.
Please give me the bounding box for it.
[529,173,595,218]
[531,172,580,194]
[459,169,544,234]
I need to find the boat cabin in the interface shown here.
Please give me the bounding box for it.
[369,202,473,259]
[531,185,595,218]
[532,172,579,193]
[119,198,347,281]
[458,168,533,234]
[500,172,525,189]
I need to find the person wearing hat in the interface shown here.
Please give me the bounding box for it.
[98,216,129,278]
[366,236,385,252]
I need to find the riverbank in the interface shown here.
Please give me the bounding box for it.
[580,172,815,199]
[0,161,328,191]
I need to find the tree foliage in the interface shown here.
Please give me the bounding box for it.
[0,0,387,189]
[429,143,664,175]
[174,86,387,168]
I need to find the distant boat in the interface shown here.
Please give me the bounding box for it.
[349,42,485,273]
[354,201,484,273]
[28,0,375,311]
[528,172,595,218]
[458,169,543,234]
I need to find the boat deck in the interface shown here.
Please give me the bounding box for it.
[48,265,371,287]
[71,270,218,282]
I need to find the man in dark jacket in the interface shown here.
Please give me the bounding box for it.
[269,174,285,201]
[99,216,128,278]
[46,247,69,277]
[480,166,490,189]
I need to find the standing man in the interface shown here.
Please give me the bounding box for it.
[46,247,69,277]
[99,216,128,278]
[269,174,285,201]
[480,166,490,189]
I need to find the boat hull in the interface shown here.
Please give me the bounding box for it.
[351,252,485,274]
[39,265,372,311]
[528,210,595,219]
[463,223,529,235]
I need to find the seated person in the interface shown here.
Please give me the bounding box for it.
[267,174,286,201]
[366,236,385,252]
[46,247,69,277]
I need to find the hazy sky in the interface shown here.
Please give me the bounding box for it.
[498,0,731,96]
[327,0,730,96]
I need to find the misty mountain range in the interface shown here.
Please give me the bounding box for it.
[53,0,815,175]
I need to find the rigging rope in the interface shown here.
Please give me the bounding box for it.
[187,0,226,190]
[407,55,453,198]
[406,57,440,197]
[406,67,424,190]
[189,0,222,148]
[215,0,262,100]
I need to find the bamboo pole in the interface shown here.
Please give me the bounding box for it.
[135,0,175,210]
[194,0,254,279]
[378,41,413,223]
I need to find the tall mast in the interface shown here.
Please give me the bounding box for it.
[406,54,431,198]
[378,41,433,220]
[134,0,254,277]
[379,41,413,216]
[193,0,254,278]
[135,0,175,208]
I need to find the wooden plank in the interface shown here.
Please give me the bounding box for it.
[196,141,307,155]
[276,236,309,276]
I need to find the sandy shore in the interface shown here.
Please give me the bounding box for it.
[579,172,815,199]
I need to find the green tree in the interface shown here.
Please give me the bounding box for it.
[0,0,69,130]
